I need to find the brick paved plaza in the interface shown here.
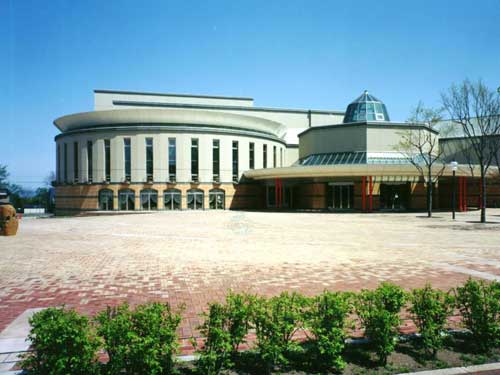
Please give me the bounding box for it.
[1,210,500,339]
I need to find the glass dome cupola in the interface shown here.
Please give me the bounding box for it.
[343,90,390,123]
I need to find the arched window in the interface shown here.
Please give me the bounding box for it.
[164,189,181,210]
[119,189,135,211]
[99,189,114,211]
[140,189,158,210]
[209,189,225,210]
[187,189,204,210]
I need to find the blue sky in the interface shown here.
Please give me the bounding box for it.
[1,0,499,189]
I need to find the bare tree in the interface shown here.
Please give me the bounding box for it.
[441,79,500,223]
[395,102,447,217]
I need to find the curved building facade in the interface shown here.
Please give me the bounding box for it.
[54,90,342,213]
[54,89,499,214]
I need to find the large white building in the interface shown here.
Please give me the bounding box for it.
[53,89,498,214]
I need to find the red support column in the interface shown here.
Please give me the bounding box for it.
[361,176,366,212]
[369,176,373,212]
[458,177,463,212]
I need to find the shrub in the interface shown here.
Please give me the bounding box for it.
[356,282,406,365]
[306,291,352,371]
[195,303,233,375]
[21,307,101,375]
[225,291,254,353]
[454,278,500,352]
[409,284,454,357]
[96,302,182,375]
[252,292,307,371]
[195,292,254,375]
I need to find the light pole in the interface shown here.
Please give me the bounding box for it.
[450,161,458,220]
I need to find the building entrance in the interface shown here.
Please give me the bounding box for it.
[380,183,410,210]
[327,184,354,210]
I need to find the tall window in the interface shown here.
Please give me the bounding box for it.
[249,142,255,169]
[263,144,267,169]
[232,141,239,182]
[146,138,153,181]
[104,139,111,182]
[209,189,225,209]
[187,189,204,210]
[168,138,176,181]
[64,143,68,183]
[99,189,114,210]
[87,141,93,183]
[140,189,158,210]
[73,142,79,182]
[57,144,61,182]
[273,146,277,168]
[212,139,220,181]
[119,189,135,211]
[164,189,181,210]
[124,138,131,181]
[191,139,199,181]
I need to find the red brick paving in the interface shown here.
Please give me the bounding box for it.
[0,210,499,341]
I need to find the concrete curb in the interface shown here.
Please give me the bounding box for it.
[396,362,500,375]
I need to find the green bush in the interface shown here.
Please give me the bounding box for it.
[252,292,307,371]
[356,282,406,365]
[195,302,233,375]
[410,284,454,357]
[306,291,352,371]
[454,278,500,352]
[21,307,101,375]
[225,291,254,353]
[96,302,182,375]
[195,292,254,375]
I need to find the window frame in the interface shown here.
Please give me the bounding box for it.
[232,141,239,182]
[212,139,220,181]
[168,138,176,181]
[118,189,135,211]
[145,137,154,181]
[104,139,111,182]
[191,138,199,182]
[87,140,93,183]
[249,142,255,169]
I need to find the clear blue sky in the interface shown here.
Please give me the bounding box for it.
[1,0,499,189]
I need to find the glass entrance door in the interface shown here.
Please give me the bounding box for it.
[380,183,410,210]
[328,184,354,210]
[209,189,225,209]
[164,189,181,210]
[187,190,204,210]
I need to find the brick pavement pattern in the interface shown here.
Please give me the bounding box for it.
[1,210,500,340]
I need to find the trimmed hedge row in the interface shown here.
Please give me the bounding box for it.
[22,279,500,375]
